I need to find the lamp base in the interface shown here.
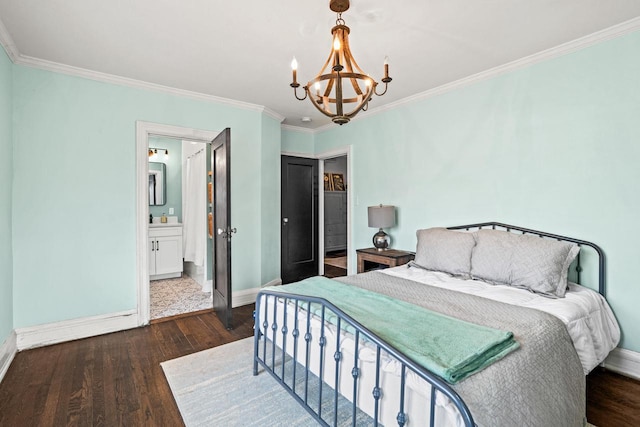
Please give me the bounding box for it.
[372,228,390,251]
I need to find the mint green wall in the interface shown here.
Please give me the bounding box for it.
[11,65,279,328]
[148,136,182,222]
[282,128,314,154]
[261,116,282,284]
[315,32,640,353]
[0,47,13,344]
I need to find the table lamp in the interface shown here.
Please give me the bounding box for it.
[368,204,395,251]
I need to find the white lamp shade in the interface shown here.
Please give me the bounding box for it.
[368,205,395,228]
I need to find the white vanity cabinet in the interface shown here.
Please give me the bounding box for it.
[149,225,183,280]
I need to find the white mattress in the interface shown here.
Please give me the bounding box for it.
[382,265,620,374]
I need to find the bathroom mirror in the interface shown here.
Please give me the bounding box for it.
[149,162,166,206]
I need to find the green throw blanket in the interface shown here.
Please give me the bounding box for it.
[267,276,519,384]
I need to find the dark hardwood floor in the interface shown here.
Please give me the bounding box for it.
[1,303,638,426]
[587,367,640,426]
[0,305,254,427]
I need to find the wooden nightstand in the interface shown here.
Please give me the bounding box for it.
[356,248,415,273]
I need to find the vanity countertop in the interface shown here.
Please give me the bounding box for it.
[149,222,182,228]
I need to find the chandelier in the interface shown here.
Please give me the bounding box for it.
[290,0,392,125]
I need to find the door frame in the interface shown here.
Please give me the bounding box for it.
[135,121,221,326]
[281,145,353,276]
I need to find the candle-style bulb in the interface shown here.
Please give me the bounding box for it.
[333,38,341,51]
[291,57,298,86]
[383,56,390,80]
[315,81,321,96]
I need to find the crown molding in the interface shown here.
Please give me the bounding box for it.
[281,124,316,134]
[0,17,18,62]
[2,13,639,133]
[14,54,271,113]
[343,16,640,128]
[260,107,285,123]
[16,49,286,121]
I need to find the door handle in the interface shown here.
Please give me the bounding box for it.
[156,240,159,251]
[283,217,289,226]
[217,227,237,241]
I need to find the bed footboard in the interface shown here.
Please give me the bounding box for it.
[253,290,476,427]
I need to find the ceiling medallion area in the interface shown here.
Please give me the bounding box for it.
[290,0,392,125]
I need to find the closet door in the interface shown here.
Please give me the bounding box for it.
[281,156,319,284]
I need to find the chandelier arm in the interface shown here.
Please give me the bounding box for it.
[373,82,388,97]
[293,85,308,101]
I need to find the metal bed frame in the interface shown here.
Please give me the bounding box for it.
[253,222,606,426]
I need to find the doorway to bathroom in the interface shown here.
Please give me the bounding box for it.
[136,122,232,327]
[147,136,213,321]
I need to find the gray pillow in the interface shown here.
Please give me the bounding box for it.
[471,229,580,298]
[414,228,476,278]
[468,230,516,286]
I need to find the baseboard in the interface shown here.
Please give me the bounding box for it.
[232,288,260,308]
[232,279,282,308]
[604,347,640,380]
[262,278,283,288]
[15,310,139,351]
[0,331,17,384]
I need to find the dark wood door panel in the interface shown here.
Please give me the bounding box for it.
[281,156,318,284]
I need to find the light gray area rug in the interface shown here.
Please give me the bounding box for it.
[163,338,597,427]
[162,338,318,426]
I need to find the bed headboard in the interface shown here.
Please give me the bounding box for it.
[447,222,606,296]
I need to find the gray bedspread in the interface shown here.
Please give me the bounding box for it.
[336,271,585,427]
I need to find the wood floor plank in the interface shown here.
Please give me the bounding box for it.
[174,315,220,350]
[126,323,183,426]
[587,367,640,426]
[91,334,106,427]
[1,305,638,426]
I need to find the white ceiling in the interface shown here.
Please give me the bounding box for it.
[1,1,640,129]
